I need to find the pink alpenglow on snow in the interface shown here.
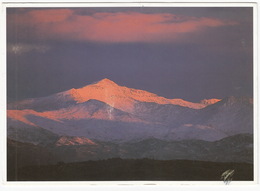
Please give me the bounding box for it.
[68,78,220,112]
[55,136,97,146]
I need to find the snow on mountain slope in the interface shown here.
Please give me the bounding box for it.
[8,90,77,112]
[41,99,146,123]
[164,124,227,141]
[7,118,59,145]
[55,136,97,146]
[7,96,252,143]
[68,78,220,111]
[8,110,39,126]
[197,96,253,136]
[22,115,170,142]
[200,99,221,105]
[133,101,198,126]
[6,79,252,144]
[7,99,147,129]
[7,99,159,142]
[8,78,219,112]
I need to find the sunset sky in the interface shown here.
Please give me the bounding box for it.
[7,7,253,102]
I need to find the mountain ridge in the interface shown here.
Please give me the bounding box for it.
[7,79,253,143]
[7,133,253,164]
[8,78,221,112]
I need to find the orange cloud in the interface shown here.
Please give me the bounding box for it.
[9,9,238,43]
[28,9,73,23]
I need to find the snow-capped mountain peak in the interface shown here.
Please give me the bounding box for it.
[7,79,253,144]
[95,78,119,87]
[66,78,218,111]
[8,78,223,113]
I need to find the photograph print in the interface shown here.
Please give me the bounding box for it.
[6,5,254,182]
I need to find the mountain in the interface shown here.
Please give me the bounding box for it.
[197,96,253,135]
[7,133,253,166]
[59,134,252,163]
[8,90,77,112]
[7,119,59,145]
[8,78,219,112]
[6,79,254,181]
[7,79,253,144]
[119,133,253,163]
[8,99,146,125]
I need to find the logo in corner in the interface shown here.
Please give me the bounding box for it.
[221,169,235,185]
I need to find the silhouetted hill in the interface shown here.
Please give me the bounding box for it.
[9,158,253,181]
[7,139,60,180]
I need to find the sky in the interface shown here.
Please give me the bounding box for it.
[7,7,253,102]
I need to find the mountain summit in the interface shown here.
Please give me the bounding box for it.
[94,78,118,87]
